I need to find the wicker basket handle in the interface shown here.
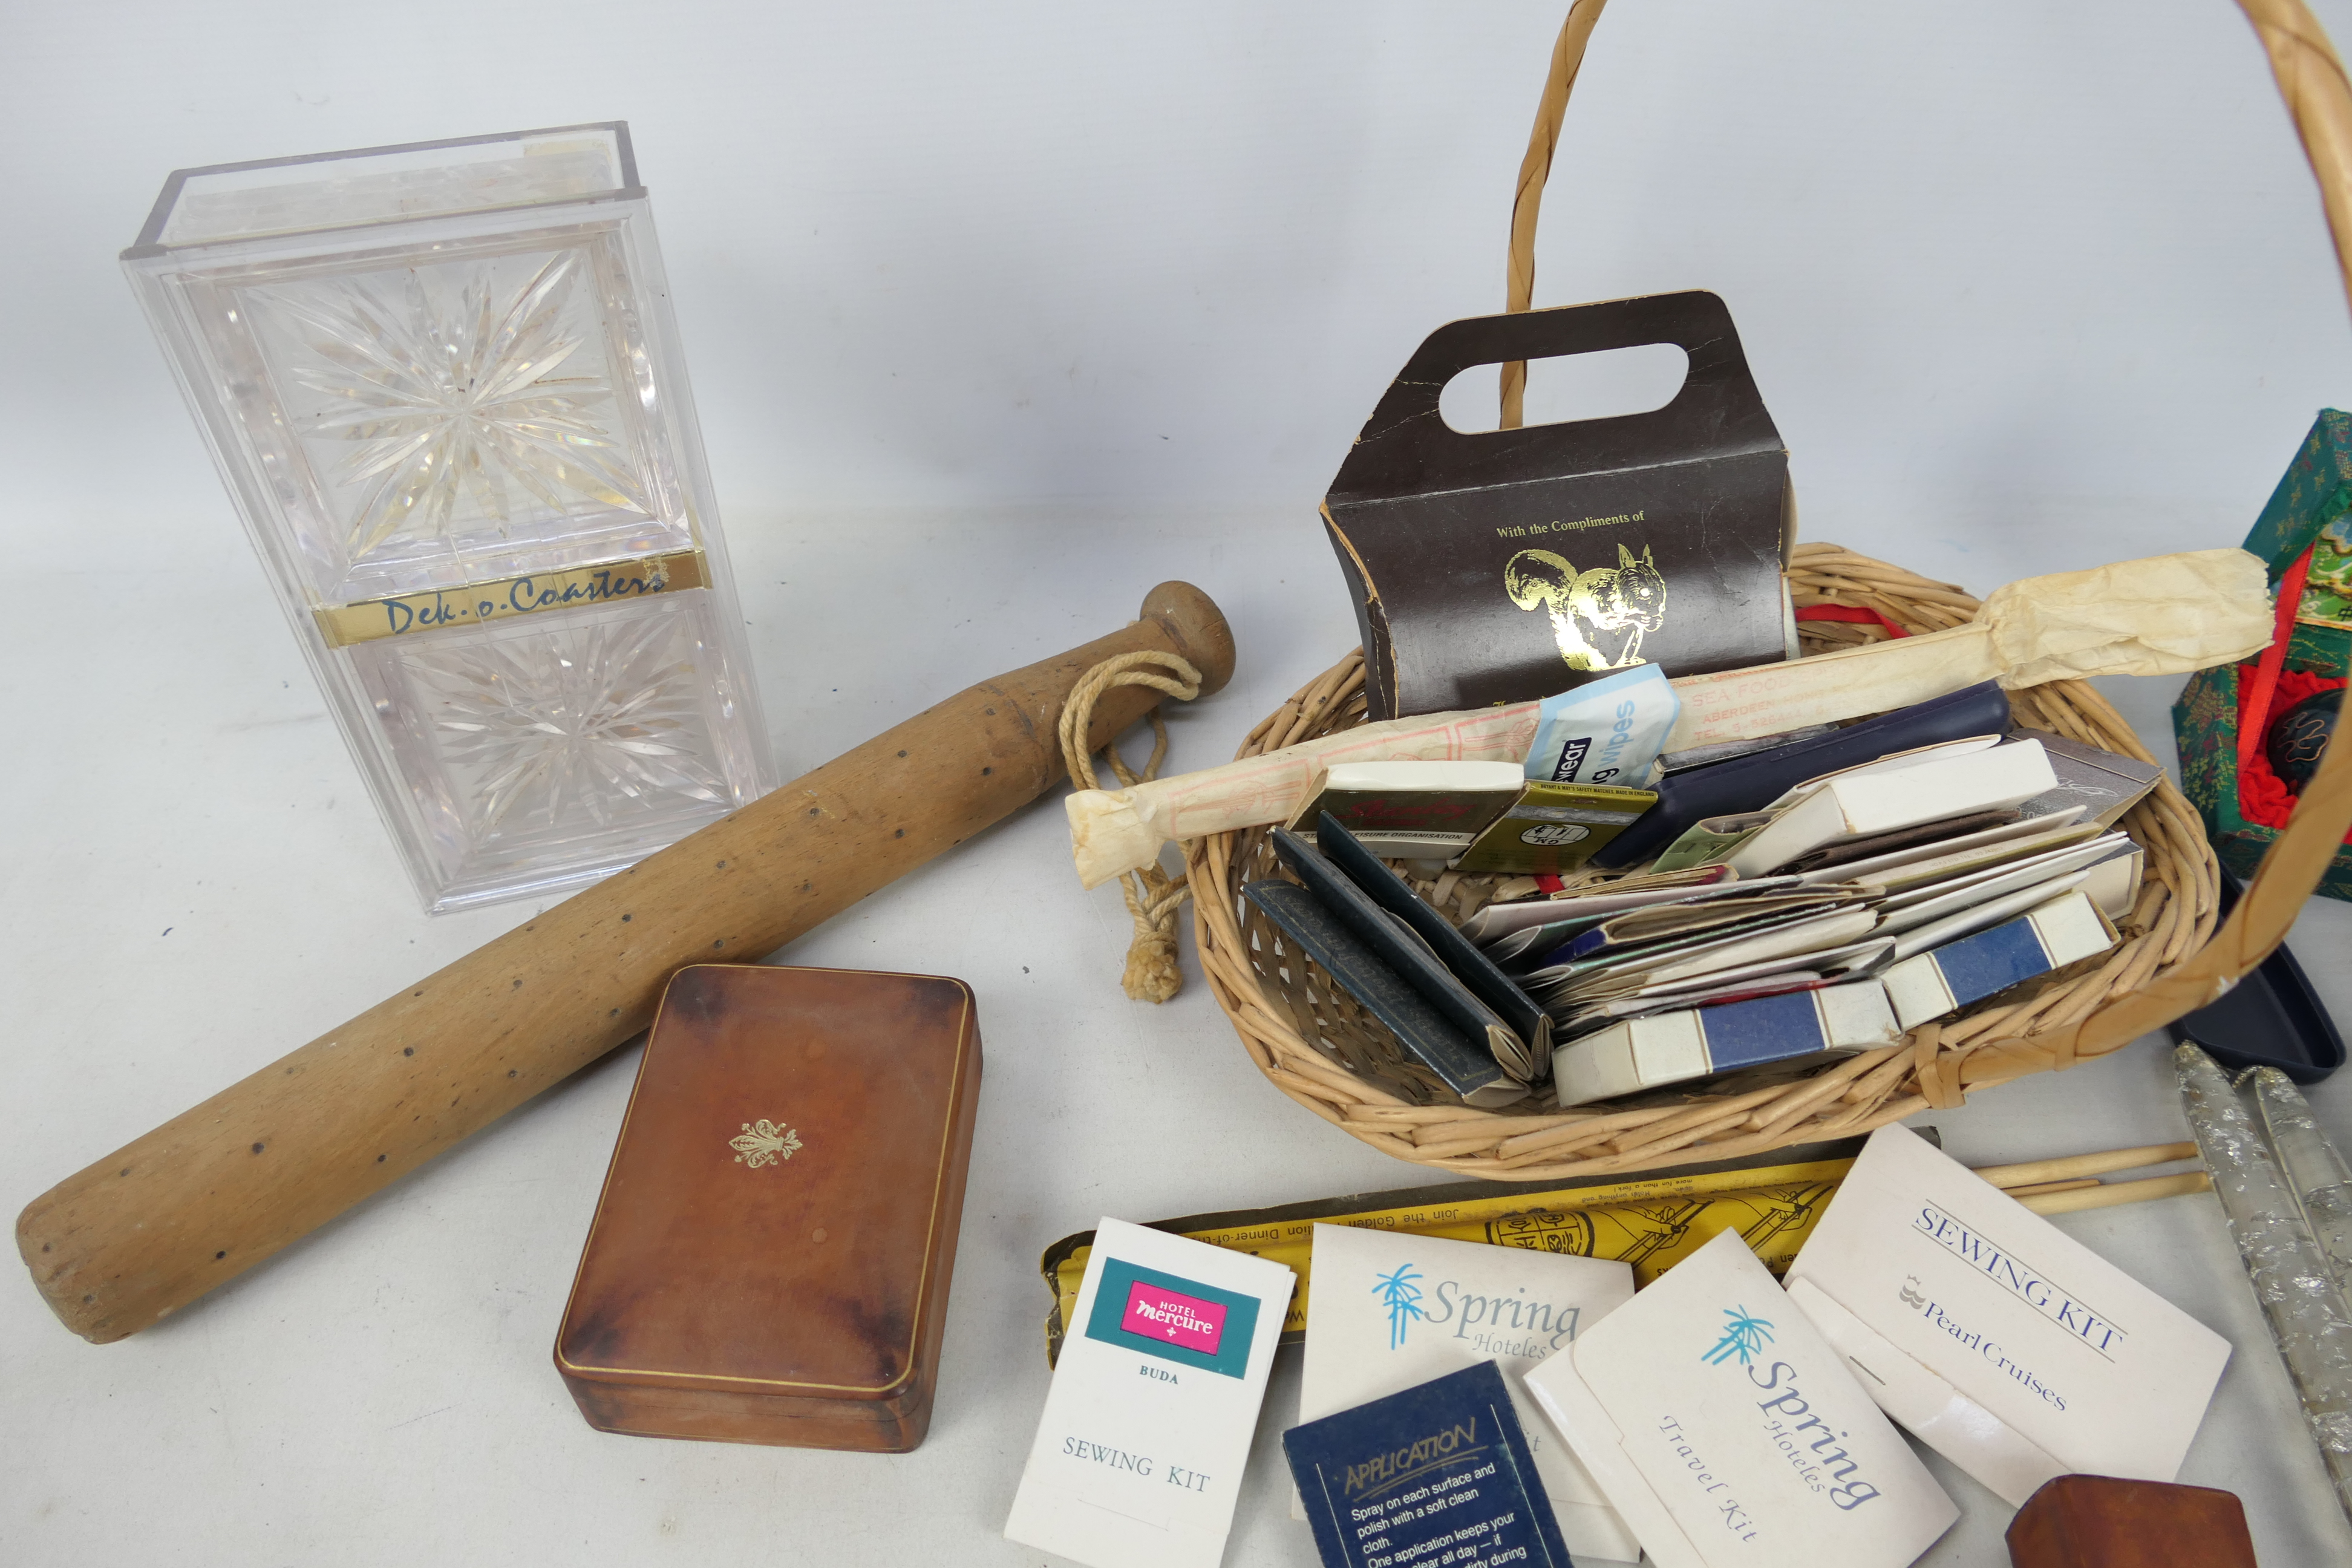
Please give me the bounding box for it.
[1502,0,2352,1073]
[1501,0,1612,430]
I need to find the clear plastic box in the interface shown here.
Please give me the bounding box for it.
[123,123,775,913]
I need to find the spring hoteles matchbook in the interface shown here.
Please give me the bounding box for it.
[1719,737,2056,879]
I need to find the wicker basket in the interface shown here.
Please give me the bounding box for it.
[1188,545,2221,1178]
[1165,0,2352,1179]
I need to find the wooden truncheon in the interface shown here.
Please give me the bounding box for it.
[19,582,1233,1344]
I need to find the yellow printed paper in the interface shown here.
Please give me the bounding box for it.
[1044,1156,1853,1360]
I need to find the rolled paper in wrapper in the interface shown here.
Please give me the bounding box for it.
[2177,1044,2352,1527]
[1068,549,2273,888]
[1068,704,1543,889]
[1667,547,2272,749]
[1984,548,2278,687]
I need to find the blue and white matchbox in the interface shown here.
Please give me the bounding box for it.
[1285,1360,1573,1568]
[1554,981,1900,1107]
[1881,889,2116,1030]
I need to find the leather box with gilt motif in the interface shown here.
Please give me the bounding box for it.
[555,964,981,1451]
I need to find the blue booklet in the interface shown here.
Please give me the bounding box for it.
[1283,1361,1575,1568]
[1590,679,2013,869]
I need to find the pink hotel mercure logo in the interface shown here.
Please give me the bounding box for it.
[1122,1280,1227,1354]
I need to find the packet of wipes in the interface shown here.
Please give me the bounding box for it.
[1527,665,1681,787]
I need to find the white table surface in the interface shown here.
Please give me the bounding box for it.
[9,4,2352,1564]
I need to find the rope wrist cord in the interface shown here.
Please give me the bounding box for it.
[1058,650,1205,1001]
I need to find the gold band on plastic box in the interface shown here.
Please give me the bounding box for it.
[313,550,708,647]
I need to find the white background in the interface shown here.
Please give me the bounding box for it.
[7,2,2352,1563]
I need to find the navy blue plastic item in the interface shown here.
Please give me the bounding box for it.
[2167,870,2344,1083]
[1591,679,2014,869]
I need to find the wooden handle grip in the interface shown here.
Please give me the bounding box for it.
[18,582,1235,1342]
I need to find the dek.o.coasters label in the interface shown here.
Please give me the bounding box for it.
[312,549,708,647]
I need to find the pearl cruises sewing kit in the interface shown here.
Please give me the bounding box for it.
[1782,1125,2230,1504]
[122,123,773,911]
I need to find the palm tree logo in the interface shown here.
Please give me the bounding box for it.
[1702,1305,1774,1367]
[1372,1264,1426,1350]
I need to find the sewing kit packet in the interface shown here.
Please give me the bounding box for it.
[1004,1218,1295,1568]
[1783,1125,2230,1505]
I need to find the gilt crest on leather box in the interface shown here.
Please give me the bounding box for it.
[728,1118,803,1168]
[1323,292,1794,719]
